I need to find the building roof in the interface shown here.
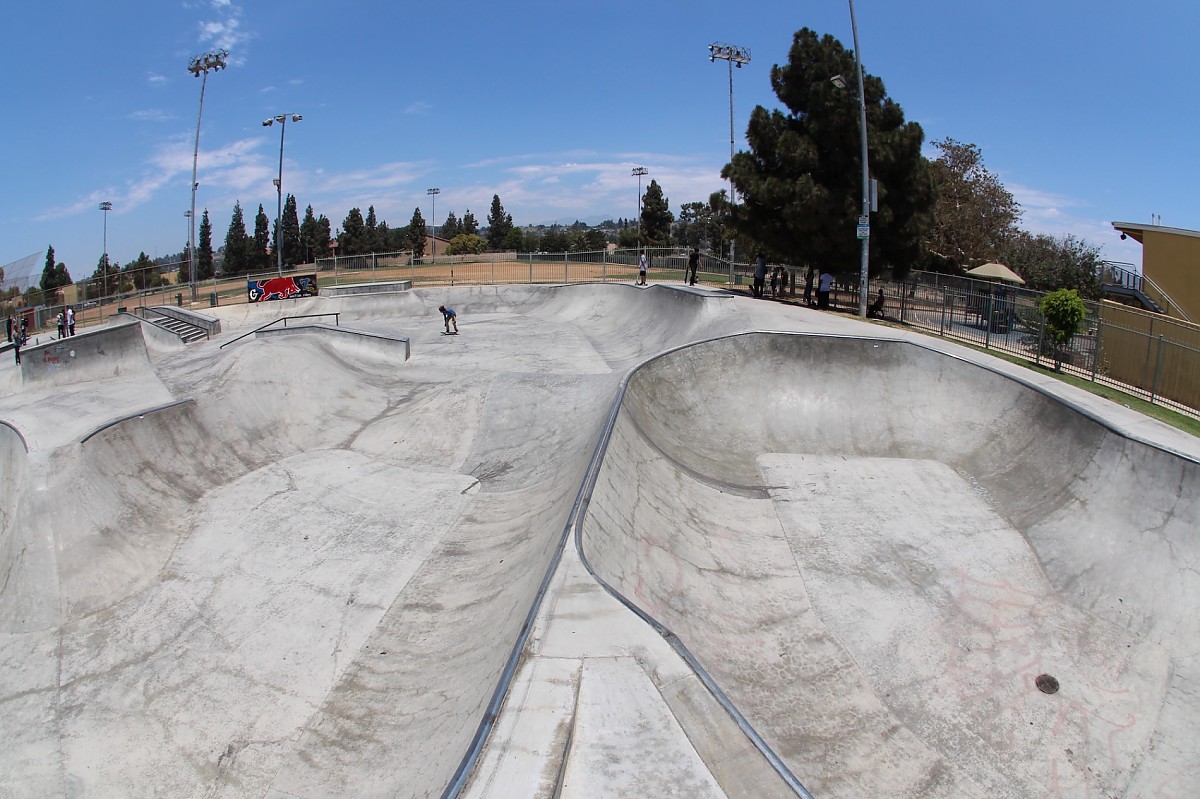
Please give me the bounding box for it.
[1111,221,1200,245]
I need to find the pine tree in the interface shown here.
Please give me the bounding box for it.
[341,207,367,255]
[198,209,215,279]
[282,194,302,267]
[365,206,379,254]
[487,194,513,250]
[408,207,426,258]
[441,212,461,241]
[222,202,249,276]
[724,28,933,275]
[462,210,479,236]
[640,180,674,247]
[253,205,272,273]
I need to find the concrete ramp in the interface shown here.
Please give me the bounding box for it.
[581,332,1199,798]
[18,320,152,388]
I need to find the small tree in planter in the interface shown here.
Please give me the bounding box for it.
[1038,288,1088,372]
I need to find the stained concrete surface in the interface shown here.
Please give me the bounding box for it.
[0,283,1196,798]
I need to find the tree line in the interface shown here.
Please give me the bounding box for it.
[26,25,1108,308]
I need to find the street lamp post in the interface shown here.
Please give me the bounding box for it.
[631,167,648,252]
[99,201,112,298]
[427,188,440,261]
[848,0,871,318]
[263,114,303,277]
[187,49,228,299]
[709,42,750,267]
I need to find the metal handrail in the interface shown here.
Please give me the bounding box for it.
[218,312,339,349]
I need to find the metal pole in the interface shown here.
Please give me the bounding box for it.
[632,167,647,252]
[187,50,227,300]
[848,0,870,318]
[276,118,286,277]
[427,188,440,264]
[1150,335,1164,404]
[1091,318,1103,383]
[99,202,111,296]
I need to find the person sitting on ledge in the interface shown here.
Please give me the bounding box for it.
[867,288,887,319]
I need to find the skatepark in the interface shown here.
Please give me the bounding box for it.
[1,282,1197,798]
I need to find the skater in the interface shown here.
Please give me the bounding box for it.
[56,311,66,340]
[12,327,23,365]
[438,305,458,334]
[5,314,11,343]
[637,252,648,285]
[66,306,76,336]
[686,247,699,286]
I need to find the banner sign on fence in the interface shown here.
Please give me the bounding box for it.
[247,275,319,303]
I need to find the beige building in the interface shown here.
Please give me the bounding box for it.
[1110,222,1200,322]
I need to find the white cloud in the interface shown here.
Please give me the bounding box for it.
[404,101,432,115]
[130,109,175,122]
[147,73,167,85]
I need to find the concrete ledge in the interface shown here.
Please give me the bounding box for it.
[322,280,413,297]
[143,306,222,337]
[255,323,410,360]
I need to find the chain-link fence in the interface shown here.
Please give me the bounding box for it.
[829,271,1200,418]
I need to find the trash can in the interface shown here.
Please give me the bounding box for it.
[176,293,183,307]
[209,292,218,307]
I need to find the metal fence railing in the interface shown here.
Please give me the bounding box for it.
[827,271,1200,419]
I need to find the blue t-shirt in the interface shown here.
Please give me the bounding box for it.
[443,307,456,318]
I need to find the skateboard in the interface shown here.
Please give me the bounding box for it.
[442,331,459,336]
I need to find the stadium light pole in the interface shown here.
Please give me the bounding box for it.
[263,113,302,277]
[708,42,750,267]
[631,167,648,252]
[427,188,440,261]
[99,201,112,297]
[187,49,228,299]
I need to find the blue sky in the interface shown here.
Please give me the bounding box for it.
[3,0,1196,278]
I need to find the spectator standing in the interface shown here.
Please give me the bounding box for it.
[803,267,815,306]
[753,253,767,298]
[817,269,834,309]
[66,306,76,336]
[5,314,12,343]
[56,312,66,339]
[637,252,648,286]
[686,248,699,286]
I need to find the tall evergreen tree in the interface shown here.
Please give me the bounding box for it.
[39,245,72,302]
[198,209,215,280]
[462,210,479,236]
[365,206,380,254]
[222,202,249,276]
[640,180,674,247]
[441,212,461,241]
[340,207,367,255]
[487,194,514,250]
[282,194,302,267]
[316,214,333,259]
[253,204,272,273]
[301,205,334,262]
[407,207,426,258]
[724,28,933,276]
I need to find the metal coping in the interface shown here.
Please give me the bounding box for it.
[79,399,196,444]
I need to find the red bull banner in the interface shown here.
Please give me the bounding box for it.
[247,274,319,303]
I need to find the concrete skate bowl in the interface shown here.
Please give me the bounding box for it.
[0,283,753,798]
[580,332,1199,799]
